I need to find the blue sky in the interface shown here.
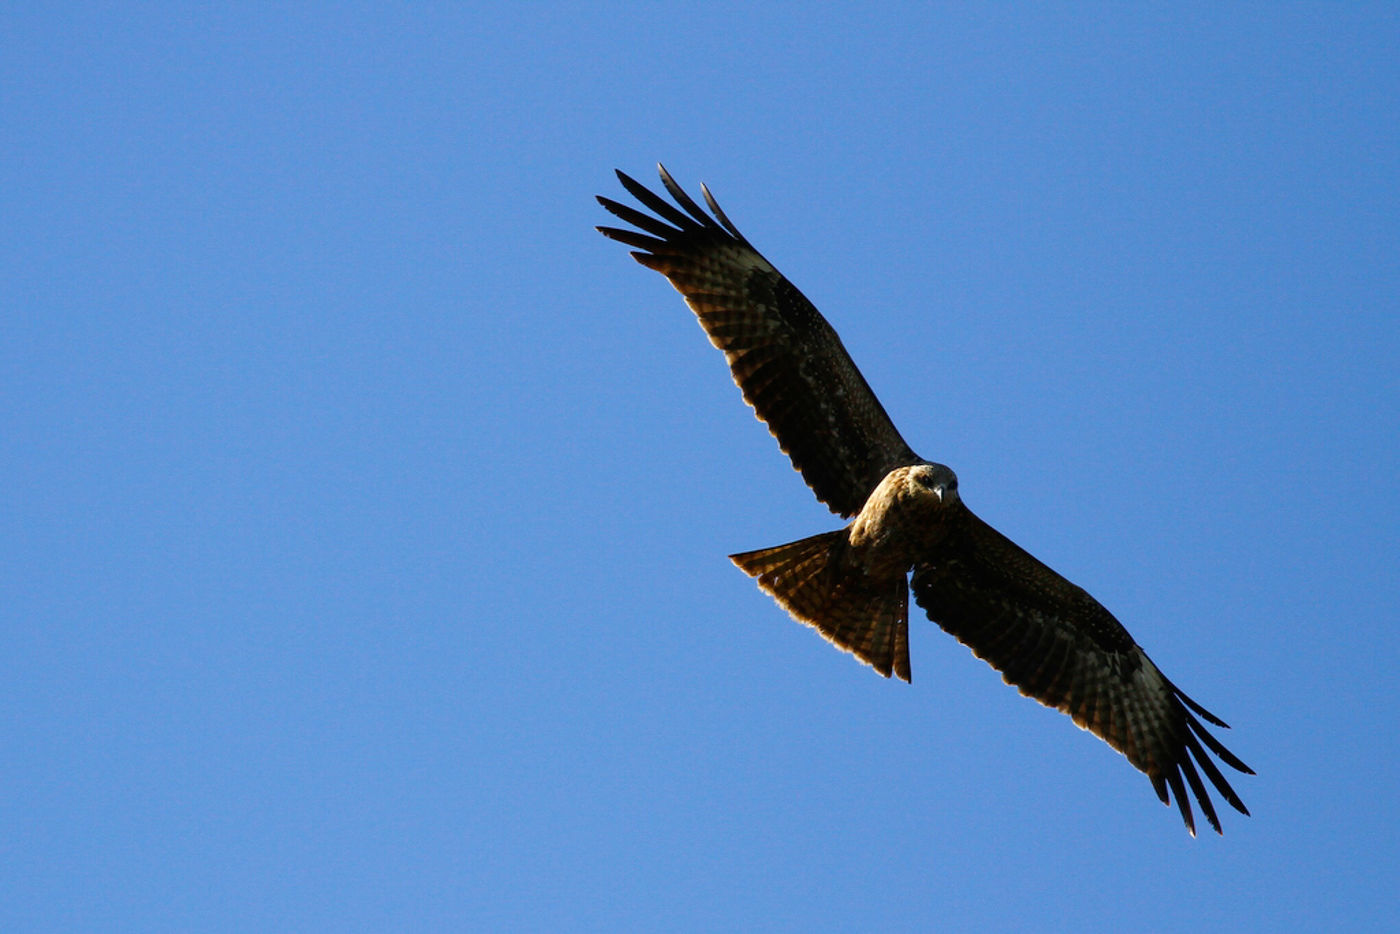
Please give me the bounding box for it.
[4,3,1397,931]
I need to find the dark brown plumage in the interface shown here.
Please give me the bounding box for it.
[597,165,1252,836]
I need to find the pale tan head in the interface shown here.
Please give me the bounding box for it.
[902,462,959,506]
[850,462,961,555]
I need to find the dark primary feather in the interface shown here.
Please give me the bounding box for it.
[911,512,1252,835]
[598,166,1252,835]
[597,165,919,518]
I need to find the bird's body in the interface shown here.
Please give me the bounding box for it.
[597,165,1252,835]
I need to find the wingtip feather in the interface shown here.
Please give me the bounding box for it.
[1164,768,1197,837]
[1179,753,1223,835]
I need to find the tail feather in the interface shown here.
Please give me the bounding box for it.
[731,531,911,681]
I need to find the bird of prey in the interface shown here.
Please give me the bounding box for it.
[596,165,1252,836]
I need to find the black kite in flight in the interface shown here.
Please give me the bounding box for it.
[597,165,1252,835]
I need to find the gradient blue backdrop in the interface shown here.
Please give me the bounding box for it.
[5,3,1397,931]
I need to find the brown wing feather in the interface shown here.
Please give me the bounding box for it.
[911,509,1253,836]
[597,165,919,517]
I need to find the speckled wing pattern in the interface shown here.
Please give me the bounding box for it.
[597,166,1251,835]
[596,166,918,518]
[911,513,1252,835]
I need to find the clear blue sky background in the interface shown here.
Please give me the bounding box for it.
[5,3,1397,931]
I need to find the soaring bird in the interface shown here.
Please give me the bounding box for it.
[596,165,1252,835]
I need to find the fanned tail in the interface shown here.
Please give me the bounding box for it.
[731,531,911,681]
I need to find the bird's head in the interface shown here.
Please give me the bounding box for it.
[907,462,959,506]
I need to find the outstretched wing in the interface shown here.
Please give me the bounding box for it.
[911,511,1253,836]
[597,165,919,518]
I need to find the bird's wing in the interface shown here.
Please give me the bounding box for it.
[911,510,1253,835]
[597,165,919,518]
